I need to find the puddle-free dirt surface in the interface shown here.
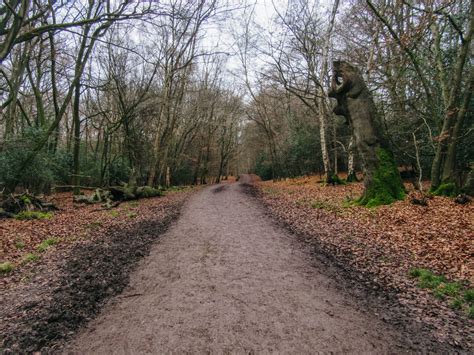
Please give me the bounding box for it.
[64,177,425,353]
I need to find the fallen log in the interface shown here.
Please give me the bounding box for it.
[73,186,163,208]
[0,193,58,218]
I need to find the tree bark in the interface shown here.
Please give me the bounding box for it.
[329,61,405,206]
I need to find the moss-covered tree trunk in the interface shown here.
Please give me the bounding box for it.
[329,61,405,207]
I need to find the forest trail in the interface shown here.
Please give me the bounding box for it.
[65,176,410,353]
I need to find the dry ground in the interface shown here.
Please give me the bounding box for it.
[65,178,454,353]
[254,175,473,349]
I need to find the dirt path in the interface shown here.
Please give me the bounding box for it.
[65,178,413,353]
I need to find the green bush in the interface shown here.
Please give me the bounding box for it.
[0,128,55,193]
[254,153,274,181]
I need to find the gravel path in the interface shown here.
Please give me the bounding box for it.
[65,178,411,353]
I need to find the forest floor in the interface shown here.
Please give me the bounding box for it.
[1,177,472,353]
[0,188,193,352]
[63,177,449,353]
[253,175,473,349]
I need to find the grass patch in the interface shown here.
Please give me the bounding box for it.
[409,268,472,318]
[37,238,59,252]
[14,211,53,220]
[127,212,138,219]
[110,210,120,218]
[128,201,139,208]
[15,240,25,249]
[463,289,474,304]
[450,298,463,310]
[23,253,40,263]
[0,262,14,274]
[433,282,462,299]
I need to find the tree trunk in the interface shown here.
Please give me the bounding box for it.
[72,81,81,195]
[346,137,357,182]
[329,61,405,207]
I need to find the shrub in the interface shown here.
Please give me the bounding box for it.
[0,128,56,193]
[254,153,274,181]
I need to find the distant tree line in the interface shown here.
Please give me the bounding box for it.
[238,0,473,196]
[0,0,242,193]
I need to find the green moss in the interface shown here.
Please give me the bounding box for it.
[432,183,458,197]
[358,148,405,207]
[14,211,53,220]
[136,186,163,198]
[20,195,31,204]
[15,240,25,249]
[37,238,59,252]
[127,212,138,219]
[0,262,14,274]
[110,210,120,218]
